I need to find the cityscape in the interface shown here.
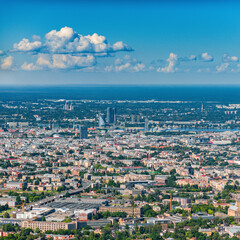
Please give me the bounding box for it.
[2,0,240,239]
[0,93,239,239]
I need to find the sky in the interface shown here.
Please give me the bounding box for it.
[1,0,240,85]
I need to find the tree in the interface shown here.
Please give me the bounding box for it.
[139,226,145,234]
[68,150,74,154]
[113,220,119,230]
[3,212,10,218]
[89,231,95,239]
[101,226,112,240]
[65,192,70,198]
[35,228,41,233]
[63,216,72,222]
[16,195,22,205]
[22,228,32,236]
[134,222,138,232]
[142,205,157,217]
[2,224,16,232]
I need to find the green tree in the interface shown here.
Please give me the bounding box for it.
[3,212,10,218]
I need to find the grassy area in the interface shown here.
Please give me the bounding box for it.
[0,207,16,217]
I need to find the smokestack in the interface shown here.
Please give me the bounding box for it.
[22,201,25,212]
[170,193,172,211]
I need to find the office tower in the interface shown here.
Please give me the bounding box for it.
[79,125,88,139]
[136,115,140,122]
[106,107,116,124]
[131,115,135,123]
[145,118,149,132]
[69,102,74,111]
[114,109,117,124]
[64,102,69,110]
[99,113,106,127]
[64,101,73,110]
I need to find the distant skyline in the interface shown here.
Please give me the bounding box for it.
[1,0,240,85]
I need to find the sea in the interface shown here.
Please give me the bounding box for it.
[0,85,240,102]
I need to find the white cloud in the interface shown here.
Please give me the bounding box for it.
[179,55,196,61]
[36,54,51,67]
[13,26,132,54]
[36,53,95,70]
[199,52,214,62]
[223,54,238,62]
[216,63,229,72]
[115,58,123,65]
[21,62,41,71]
[132,63,145,72]
[105,55,145,72]
[13,38,42,52]
[104,65,113,72]
[157,53,178,73]
[0,50,4,56]
[1,56,13,70]
[115,62,132,72]
[112,41,132,51]
[45,27,77,53]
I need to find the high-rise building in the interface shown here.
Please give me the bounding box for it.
[64,102,69,110]
[69,102,74,111]
[131,115,135,123]
[79,126,88,139]
[99,113,106,127]
[64,101,74,111]
[145,118,149,132]
[106,107,116,124]
[114,109,117,124]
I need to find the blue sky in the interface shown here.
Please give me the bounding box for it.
[1,0,240,85]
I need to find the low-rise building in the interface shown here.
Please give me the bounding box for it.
[99,206,142,217]
[22,221,77,232]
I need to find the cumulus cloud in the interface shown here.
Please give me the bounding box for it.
[1,56,13,70]
[223,54,238,62]
[179,55,196,61]
[21,62,41,71]
[0,50,5,56]
[216,63,229,72]
[112,41,131,52]
[13,26,132,54]
[13,38,42,52]
[36,53,96,70]
[105,55,145,72]
[198,52,214,62]
[157,53,178,73]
